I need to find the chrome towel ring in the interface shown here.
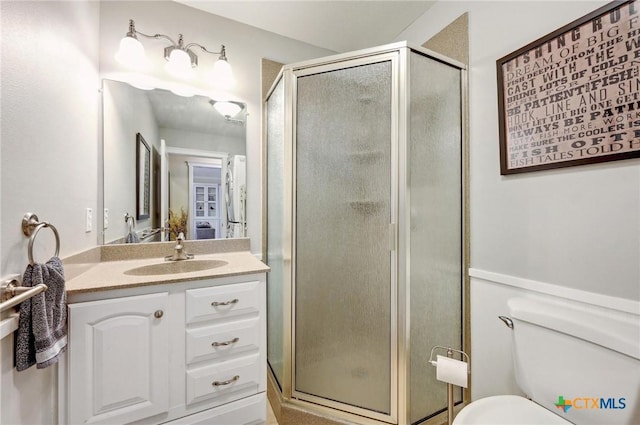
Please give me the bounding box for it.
[22,213,60,265]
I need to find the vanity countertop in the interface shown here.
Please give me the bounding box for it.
[65,250,269,295]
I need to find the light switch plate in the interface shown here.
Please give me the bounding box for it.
[85,208,93,232]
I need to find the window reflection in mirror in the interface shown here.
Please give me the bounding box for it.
[102,79,247,244]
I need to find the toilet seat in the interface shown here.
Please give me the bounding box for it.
[453,395,572,425]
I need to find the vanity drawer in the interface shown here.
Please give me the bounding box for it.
[186,316,261,365]
[163,393,266,425]
[185,280,261,325]
[186,352,261,406]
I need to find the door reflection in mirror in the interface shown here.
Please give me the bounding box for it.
[225,155,247,238]
[187,160,222,241]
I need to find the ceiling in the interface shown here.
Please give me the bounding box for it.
[146,88,246,138]
[176,1,435,53]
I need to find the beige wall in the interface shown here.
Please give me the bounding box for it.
[262,58,285,101]
[422,12,468,65]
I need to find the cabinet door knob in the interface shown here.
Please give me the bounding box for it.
[212,375,240,386]
[211,298,239,307]
[212,337,239,347]
[154,310,164,318]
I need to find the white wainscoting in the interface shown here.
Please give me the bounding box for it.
[470,268,640,315]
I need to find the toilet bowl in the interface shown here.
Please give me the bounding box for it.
[453,296,640,425]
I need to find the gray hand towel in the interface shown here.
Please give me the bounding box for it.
[125,230,140,243]
[125,215,140,243]
[15,256,67,371]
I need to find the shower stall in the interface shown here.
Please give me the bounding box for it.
[264,42,467,425]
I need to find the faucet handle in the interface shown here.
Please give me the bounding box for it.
[165,231,194,261]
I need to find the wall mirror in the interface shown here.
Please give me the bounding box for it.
[102,79,247,245]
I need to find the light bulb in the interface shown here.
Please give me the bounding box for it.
[165,48,194,79]
[115,36,149,70]
[212,58,235,89]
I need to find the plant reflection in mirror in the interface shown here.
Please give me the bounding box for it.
[168,207,188,240]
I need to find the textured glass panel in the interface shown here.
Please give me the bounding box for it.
[408,52,463,423]
[266,77,286,387]
[295,61,392,414]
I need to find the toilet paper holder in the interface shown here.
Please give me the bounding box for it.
[429,346,470,425]
[428,345,470,371]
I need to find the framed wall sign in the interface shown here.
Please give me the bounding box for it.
[136,132,151,220]
[497,0,640,175]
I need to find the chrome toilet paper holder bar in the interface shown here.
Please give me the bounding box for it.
[429,346,470,425]
[428,345,470,370]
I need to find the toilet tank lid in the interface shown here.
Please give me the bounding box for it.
[508,297,640,360]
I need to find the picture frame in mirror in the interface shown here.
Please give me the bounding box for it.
[136,132,151,220]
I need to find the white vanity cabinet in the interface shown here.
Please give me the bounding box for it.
[67,293,170,424]
[61,273,267,425]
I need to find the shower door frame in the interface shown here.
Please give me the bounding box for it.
[264,42,470,425]
[289,50,400,424]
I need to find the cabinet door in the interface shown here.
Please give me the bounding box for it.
[68,293,169,424]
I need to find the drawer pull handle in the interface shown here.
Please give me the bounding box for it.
[211,298,239,307]
[212,375,240,387]
[212,337,239,347]
[154,310,164,319]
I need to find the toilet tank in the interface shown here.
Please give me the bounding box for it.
[508,296,640,425]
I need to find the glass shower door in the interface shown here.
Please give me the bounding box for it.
[266,77,286,388]
[408,51,463,423]
[293,56,396,419]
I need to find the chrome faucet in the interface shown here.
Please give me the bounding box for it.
[165,232,194,261]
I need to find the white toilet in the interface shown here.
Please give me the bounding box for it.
[454,296,640,425]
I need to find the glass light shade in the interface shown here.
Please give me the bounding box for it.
[212,58,235,89]
[115,36,149,70]
[213,101,241,118]
[165,48,194,79]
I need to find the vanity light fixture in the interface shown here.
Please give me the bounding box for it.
[210,100,243,119]
[115,19,234,88]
